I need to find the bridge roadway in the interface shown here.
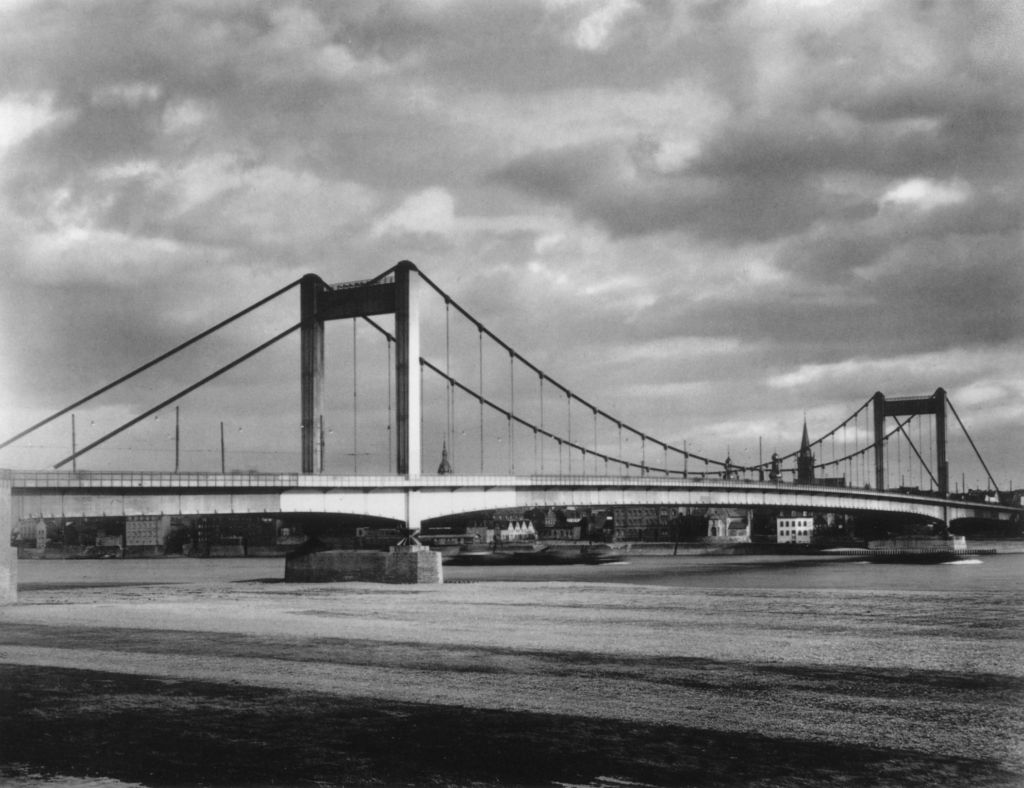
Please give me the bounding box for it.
[6,470,1019,527]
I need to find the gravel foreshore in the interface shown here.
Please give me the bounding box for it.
[1,557,1022,787]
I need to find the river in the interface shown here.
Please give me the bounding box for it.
[15,551,1024,594]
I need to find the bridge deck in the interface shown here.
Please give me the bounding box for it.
[6,470,1018,520]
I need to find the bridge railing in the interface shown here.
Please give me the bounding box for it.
[10,471,308,488]
[3,470,986,503]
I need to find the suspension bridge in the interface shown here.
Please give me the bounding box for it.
[0,261,1019,599]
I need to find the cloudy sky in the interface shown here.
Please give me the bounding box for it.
[0,0,1021,489]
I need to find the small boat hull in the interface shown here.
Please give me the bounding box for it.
[867,535,993,564]
[868,550,964,564]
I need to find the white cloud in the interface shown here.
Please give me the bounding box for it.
[768,348,1021,393]
[573,0,639,51]
[210,165,379,247]
[372,187,456,238]
[447,81,726,161]
[162,98,210,135]
[0,93,59,155]
[879,178,972,212]
[23,226,192,286]
[952,380,1023,410]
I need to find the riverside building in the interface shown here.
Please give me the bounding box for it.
[776,516,814,544]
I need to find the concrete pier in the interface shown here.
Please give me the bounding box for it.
[0,471,17,603]
[285,545,442,584]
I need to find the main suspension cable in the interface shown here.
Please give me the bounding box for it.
[947,398,1001,492]
[2,277,304,452]
[414,268,732,470]
[53,321,304,469]
[361,316,696,477]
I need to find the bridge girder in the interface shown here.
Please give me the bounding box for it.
[10,473,1018,531]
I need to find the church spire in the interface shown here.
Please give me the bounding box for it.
[797,416,815,483]
[437,441,452,474]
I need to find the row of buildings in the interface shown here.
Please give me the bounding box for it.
[418,505,831,547]
[13,504,833,558]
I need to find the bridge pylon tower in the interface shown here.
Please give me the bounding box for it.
[300,261,420,476]
[872,388,948,496]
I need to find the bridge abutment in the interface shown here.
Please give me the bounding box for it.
[0,471,17,604]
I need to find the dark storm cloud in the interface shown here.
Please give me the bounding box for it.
[492,0,1024,247]
[494,80,1021,243]
[494,140,871,240]
[0,0,1021,479]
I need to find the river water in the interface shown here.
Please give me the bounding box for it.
[16,551,1024,594]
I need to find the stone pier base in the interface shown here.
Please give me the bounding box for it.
[0,471,16,604]
[285,545,443,584]
[0,543,16,605]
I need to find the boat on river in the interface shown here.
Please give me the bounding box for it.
[444,543,623,566]
[867,535,994,563]
[524,543,623,565]
[443,545,518,565]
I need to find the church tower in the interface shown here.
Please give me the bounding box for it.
[437,441,452,474]
[796,419,815,484]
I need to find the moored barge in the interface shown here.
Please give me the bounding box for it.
[867,535,995,563]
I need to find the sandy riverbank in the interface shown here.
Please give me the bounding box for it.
[2,558,1022,786]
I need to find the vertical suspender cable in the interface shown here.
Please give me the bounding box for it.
[539,374,545,474]
[445,299,453,465]
[897,420,902,487]
[420,358,426,473]
[566,391,572,475]
[509,351,515,474]
[386,338,393,472]
[352,319,358,473]
[921,413,929,487]
[926,415,933,490]
[479,329,484,474]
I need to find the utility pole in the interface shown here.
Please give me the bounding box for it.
[71,414,77,472]
[174,406,180,473]
[220,421,226,473]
